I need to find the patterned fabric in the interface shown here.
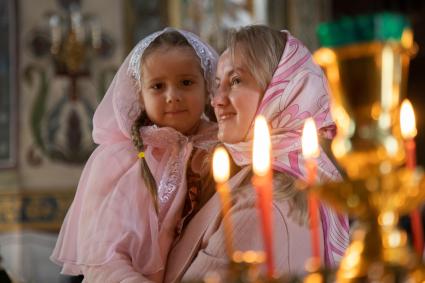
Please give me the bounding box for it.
[50,27,219,281]
[175,153,202,236]
[185,167,202,217]
[176,151,218,236]
[225,31,349,267]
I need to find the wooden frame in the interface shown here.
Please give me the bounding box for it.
[0,0,18,169]
[167,0,259,52]
[123,0,167,53]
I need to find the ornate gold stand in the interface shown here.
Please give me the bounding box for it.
[312,21,425,282]
[312,168,425,282]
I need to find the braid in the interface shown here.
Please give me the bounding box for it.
[131,31,198,213]
[131,112,158,212]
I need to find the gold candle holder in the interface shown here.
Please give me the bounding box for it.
[312,15,425,282]
[230,250,266,282]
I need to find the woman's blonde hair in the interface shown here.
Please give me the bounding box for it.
[227,25,287,91]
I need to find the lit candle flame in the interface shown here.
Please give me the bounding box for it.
[213,147,230,183]
[400,99,417,139]
[301,118,321,262]
[302,118,320,159]
[400,99,423,255]
[253,116,271,177]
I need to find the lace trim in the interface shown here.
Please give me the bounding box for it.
[139,125,216,221]
[128,30,163,83]
[157,139,187,221]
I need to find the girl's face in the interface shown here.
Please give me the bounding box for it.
[212,49,263,144]
[141,46,206,135]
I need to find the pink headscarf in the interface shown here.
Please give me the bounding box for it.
[50,28,218,280]
[225,31,349,267]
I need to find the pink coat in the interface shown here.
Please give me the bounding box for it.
[81,167,323,283]
[165,166,323,282]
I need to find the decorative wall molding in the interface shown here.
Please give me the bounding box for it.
[0,190,74,232]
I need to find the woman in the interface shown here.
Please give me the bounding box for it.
[163,25,349,282]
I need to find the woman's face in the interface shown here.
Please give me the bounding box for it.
[212,49,263,144]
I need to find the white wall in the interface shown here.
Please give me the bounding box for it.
[0,231,67,283]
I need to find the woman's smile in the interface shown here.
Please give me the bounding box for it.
[217,112,236,122]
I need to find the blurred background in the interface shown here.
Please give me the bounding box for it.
[0,0,424,282]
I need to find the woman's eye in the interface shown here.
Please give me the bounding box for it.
[230,77,241,86]
[182,79,193,86]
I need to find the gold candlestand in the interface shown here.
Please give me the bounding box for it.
[312,14,425,282]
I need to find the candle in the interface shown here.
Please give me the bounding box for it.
[252,115,274,278]
[400,99,423,256]
[91,18,102,49]
[71,7,85,43]
[400,99,418,169]
[213,147,234,259]
[301,118,321,264]
[49,15,61,54]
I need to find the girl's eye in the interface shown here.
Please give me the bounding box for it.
[182,79,193,86]
[230,77,241,86]
[151,83,163,90]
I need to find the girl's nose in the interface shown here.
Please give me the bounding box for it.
[166,88,182,103]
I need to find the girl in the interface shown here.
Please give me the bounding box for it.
[51,27,218,282]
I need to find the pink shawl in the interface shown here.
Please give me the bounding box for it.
[225,31,349,267]
[50,28,218,280]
